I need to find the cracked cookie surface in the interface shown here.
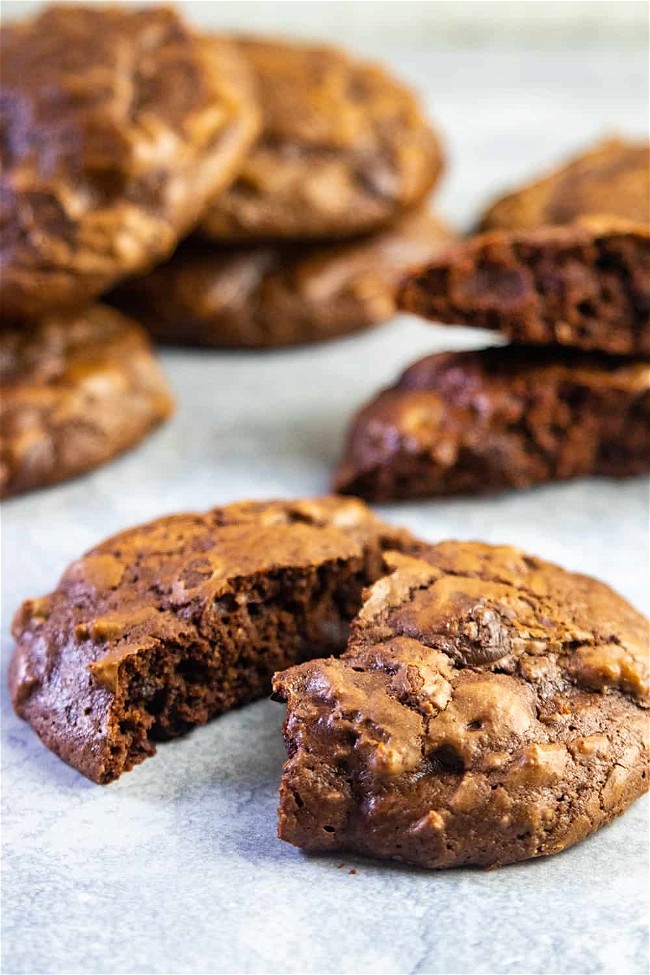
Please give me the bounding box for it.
[273,543,649,868]
[0,304,174,498]
[9,497,412,782]
[333,346,650,501]
[200,36,443,242]
[0,5,259,319]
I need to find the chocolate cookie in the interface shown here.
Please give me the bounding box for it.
[10,497,412,782]
[333,346,650,501]
[273,544,649,869]
[398,221,650,355]
[0,6,259,320]
[480,138,650,231]
[110,211,455,348]
[199,37,443,242]
[1,305,174,498]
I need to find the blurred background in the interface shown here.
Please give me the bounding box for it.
[3,0,648,233]
[3,0,649,46]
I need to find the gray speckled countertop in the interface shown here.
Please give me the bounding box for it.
[2,42,649,975]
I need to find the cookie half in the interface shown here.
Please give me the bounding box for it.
[111,210,455,348]
[0,6,259,320]
[479,138,650,232]
[200,36,443,242]
[273,544,649,869]
[10,497,412,782]
[333,346,650,500]
[1,305,174,498]
[398,221,650,355]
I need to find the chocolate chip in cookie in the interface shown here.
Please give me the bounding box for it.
[273,543,649,868]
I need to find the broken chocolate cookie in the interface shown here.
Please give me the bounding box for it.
[333,346,650,501]
[10,497,411,782]
[398,221,650,356]
[274,543,649,868]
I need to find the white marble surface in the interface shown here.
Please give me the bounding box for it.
[2,42,649,975]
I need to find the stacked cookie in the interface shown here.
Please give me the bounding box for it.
[0,5,449,498]
[110,36,449,347]
[0,6,261,497]
[334,139,650,499]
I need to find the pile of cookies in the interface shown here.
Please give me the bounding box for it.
[0,3,450,498]
[3,4,649,872]
[335,139,650,499]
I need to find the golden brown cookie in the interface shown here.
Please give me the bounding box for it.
[480,138,650,231]
[274,543,649,868]
[9,497,412,782]
[0,6,259,320]
[111,210,455,348]
[1,305,174,498]
[200,37,443,242]
[399,221,650,355]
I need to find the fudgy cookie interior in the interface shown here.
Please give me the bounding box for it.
[11,499,410,783]
[400,222,650,355]
[96,559,371,780]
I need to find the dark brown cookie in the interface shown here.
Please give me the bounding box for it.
[333,346,650,501]
[273,543,650,869]
[10,497,412,782]
[110,210,455,349]
[480,138,650,231]
[0,6,259,320]
[1,305,174,498]
[199,37,443,242]
[398,221,650,355]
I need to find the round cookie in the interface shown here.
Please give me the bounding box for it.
[1,305,174,498]
[480,138,650,231]
[110,210,455,348]
[273,543,649,869]
[200,37,443,242]
[0,6,259,320]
